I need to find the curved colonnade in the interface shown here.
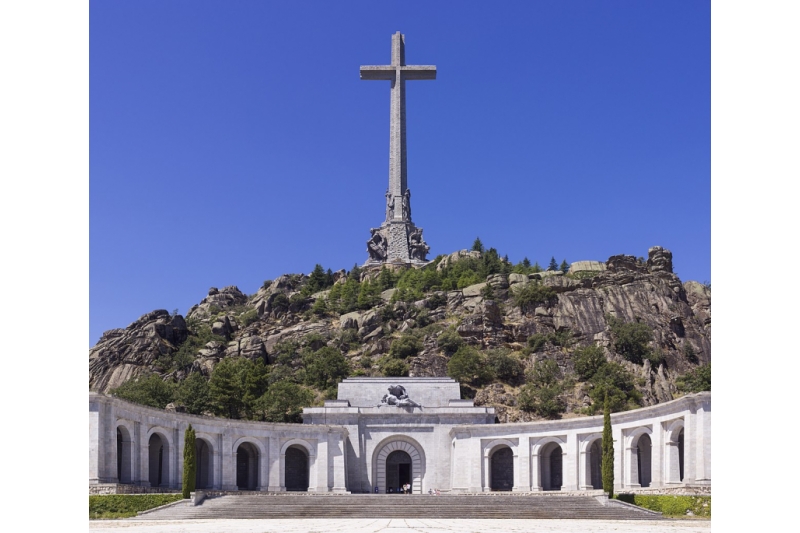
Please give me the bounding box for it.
[90,390,709,494]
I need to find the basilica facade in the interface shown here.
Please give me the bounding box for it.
[90,377,710,494]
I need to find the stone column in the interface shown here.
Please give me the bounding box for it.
[329,432,348,492]
[221,432,236,490]
[613,426,625,492]
[132,422,141,486]
[173,427,181,490]
[259,438,270,491]
[309,441,321,492]
[694,400,711,484]
[563,433,579,491]
[137,426,150,487]
[514,437,531,491]
[684,406,696,484]
[650,423,664,488]
[267,436,282,491]
[530,440,542,492]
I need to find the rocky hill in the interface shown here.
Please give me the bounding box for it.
[88,245,710,422]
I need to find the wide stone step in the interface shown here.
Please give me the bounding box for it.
[136,494,660,520]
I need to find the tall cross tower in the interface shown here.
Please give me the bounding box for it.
[362,32,434,265]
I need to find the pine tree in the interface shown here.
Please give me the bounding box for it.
[601,394,614,497]
[522,257,531,269]
[560,259,569,273]
[548,256,558,271]
[472,237,485,253]
[182,424,196,499]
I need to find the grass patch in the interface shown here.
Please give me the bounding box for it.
[614,494,711,518]
[89,494,184,519]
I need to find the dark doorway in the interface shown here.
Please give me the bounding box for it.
[148,434,166,487]
[549,446,563,490]
[117,426,132,484]
[195,439,211,489]
[589,440,602,490]
[637,434,652,488]
[490,446,513,491]
[237,443,258,490]
[678,429,685,482]
[386,450,412,493]
[285,446,309,491]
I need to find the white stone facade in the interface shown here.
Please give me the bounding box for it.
[89,378,710,494]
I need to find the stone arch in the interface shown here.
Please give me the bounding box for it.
[540,441,564,491]
[236,442,260,490]
[194,433,217,489]
[115,421,135,484]
[664,419,685,484]
[145,428,172,488]
[194,437,214,489]
[579,433,603,490]
[489,446,514,491]
[373,436,425,494]
[625,427,653,488]
[281,439,314,492]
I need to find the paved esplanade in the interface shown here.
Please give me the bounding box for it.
[362,32,433,265]
[90,518,711,533]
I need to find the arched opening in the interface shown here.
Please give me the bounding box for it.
[678,429,685,482]
[386,450,412,493]
[540,442,563,491]
[195,439,212,489]
[636,434,652,488]
[489,446,514,491]
[374,438,425,494]
[116,426,132,484]
[589,440,602,490]
[285,445,309,492]
[148,433,168,487]
[236,442,259,490]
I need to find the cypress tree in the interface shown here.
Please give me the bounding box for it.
[601,394,614,497]
[182,424,196,499]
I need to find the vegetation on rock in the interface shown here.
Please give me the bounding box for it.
[95,242,711,424]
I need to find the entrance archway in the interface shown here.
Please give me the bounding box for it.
[589,440,602,490]
[386,450,412,493]
[540,442,563,491]
[636,434,652,488]
[665,420,685,484]
[285,445,309,491]
[195,439,212,489]
[148,433,168,487]
[116,426,132,484]
[373,437,425,494]
[490,446,514,491]
[236,442,259,490]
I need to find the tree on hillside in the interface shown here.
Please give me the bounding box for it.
[548,257,558,271]
[522,257,531,268]
[602,395,614,497]
[472,237,485,253]
[560,260,569,273]
[182,424,196,499]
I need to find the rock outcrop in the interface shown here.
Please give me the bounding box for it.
[89,246,710,421]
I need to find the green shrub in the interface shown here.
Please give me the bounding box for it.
[573,344,606,381]
[110,373,176,409]
[526,334,548,353]
[614,494,711,518]
[388,334,423,359]
[437,328,464,355]
[676,364,711,393]
[683,342,699,364]
[513,282,556,313]
[89,494,183,519]
[238,308,259,328]
[447,345,491,386]
[588,362,641,413]
[254,381,314,423]
[607,316,653,365]
[380,357,409,377]
[303,346,350,389]
[486,348,524,384]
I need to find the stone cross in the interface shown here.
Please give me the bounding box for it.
[361,32,434,264]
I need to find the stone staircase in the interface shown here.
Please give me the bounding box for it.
[136,493,661,520]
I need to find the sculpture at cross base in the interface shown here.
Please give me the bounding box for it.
[361,32,433,265]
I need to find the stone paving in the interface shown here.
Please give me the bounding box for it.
[89,518,711,533]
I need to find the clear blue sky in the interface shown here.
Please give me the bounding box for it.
[90,1,710,346]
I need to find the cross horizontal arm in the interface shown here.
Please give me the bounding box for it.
[360,66,395,80]
[400,66,436,80]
